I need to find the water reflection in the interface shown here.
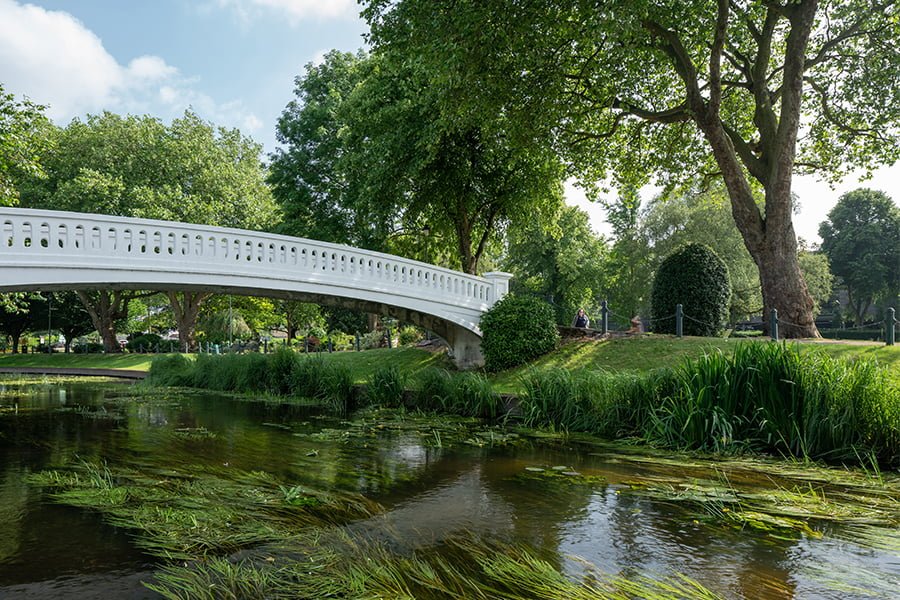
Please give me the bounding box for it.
[0,376,897,599]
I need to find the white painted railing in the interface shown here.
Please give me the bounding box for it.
[0,208,512,334]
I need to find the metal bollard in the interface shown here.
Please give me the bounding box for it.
[887,308,896,346]
[770,309,779,341]
[355,332,361,352]
[601,300,609,334]
[675,304,683,338]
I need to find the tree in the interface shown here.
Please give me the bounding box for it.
[643,183,763,321]
[819,189,900,324]
[504,205,608,324]
[797,249,834,317]
[601,188,652,321]
[0,295,36,353]
[28,292,94,352]
[271,50,564,274]
[0,83,52,206]
[21,111,276,350]
[363,0,900,336]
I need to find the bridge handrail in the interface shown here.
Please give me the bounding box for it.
[0,208,510,309]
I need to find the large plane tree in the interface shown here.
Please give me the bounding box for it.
[364,0,900,336]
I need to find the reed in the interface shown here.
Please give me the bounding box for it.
[366,365,407,407]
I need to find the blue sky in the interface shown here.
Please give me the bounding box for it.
[0,0,367,151]
[1,0,896,242]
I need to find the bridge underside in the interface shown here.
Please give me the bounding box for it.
[2,276,485,369]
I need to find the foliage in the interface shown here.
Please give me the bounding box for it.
[480,294,559,372]
[0,83,52,205]
[651,244,731,336]
[819,188,900,323]
[270,50,564,273]
[505,205,608,324]
[125,333,164,352]
[363,0,900,336]
[324,306,368,335]
[397,325,423,346]
[797,249,834,316]
[643,184,762,321]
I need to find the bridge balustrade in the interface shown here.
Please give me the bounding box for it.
[1,209,504,310]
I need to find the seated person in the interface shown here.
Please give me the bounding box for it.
[572,308,589,328]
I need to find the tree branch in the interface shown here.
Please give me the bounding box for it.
[709,0,730,113]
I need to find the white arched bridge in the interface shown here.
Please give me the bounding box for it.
[0,208,512,367]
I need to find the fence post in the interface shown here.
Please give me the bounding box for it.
[601,300,609,334]
[675,304,683,338]
[770,309,779,342]
[355,332,361,352]
[887,308,896,346]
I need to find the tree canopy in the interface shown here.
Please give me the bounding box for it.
[819,188,900,323]
[0,83,51,206]
[18,110,277,351]
[362,0,900,336]
[270,50,564,274]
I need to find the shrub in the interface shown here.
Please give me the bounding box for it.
[447,372,502,419]
[398,326,424,346]
[480,294,559,372]
[126,333,164,352]
[650,243,731,336]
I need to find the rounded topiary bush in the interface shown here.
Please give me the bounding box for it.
[480,293,559,372]
[650,243,731,336]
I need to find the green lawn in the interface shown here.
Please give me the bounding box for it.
[0,352,156,371]
[487,335,900,393]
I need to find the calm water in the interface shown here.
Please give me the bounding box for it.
[0,377,897,599]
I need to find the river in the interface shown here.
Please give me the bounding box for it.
[0,376,897,599]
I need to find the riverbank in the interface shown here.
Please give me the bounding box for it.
[3,336,898,391]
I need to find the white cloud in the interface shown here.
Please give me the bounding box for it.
[215,0,357,25]
[0,0,264,136]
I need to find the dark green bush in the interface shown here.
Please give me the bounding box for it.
[650,243,731,336]
[126,333,164,352]
[480,294,559,372]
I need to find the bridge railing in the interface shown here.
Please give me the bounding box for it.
[1,208,509,310]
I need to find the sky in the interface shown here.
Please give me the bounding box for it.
[1,0,897,244]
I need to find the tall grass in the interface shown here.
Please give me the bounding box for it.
[145,344,900,465]
[414,369,503,419]
[147,351,354,411]
[516,344,900,465]
[366,366,407,407]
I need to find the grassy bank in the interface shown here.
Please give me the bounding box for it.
[6,336,897,389]
[143,342,900,466]
[489,336,900,392]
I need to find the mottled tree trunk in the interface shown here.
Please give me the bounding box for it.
[76,290,131,353]
[167,291,210,352]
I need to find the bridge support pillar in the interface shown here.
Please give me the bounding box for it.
[442,326,485,370]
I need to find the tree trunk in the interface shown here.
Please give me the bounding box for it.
[753,233,818,338]
[76,290,128,353]
[11,332,20,354]
[167,291,210,352]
